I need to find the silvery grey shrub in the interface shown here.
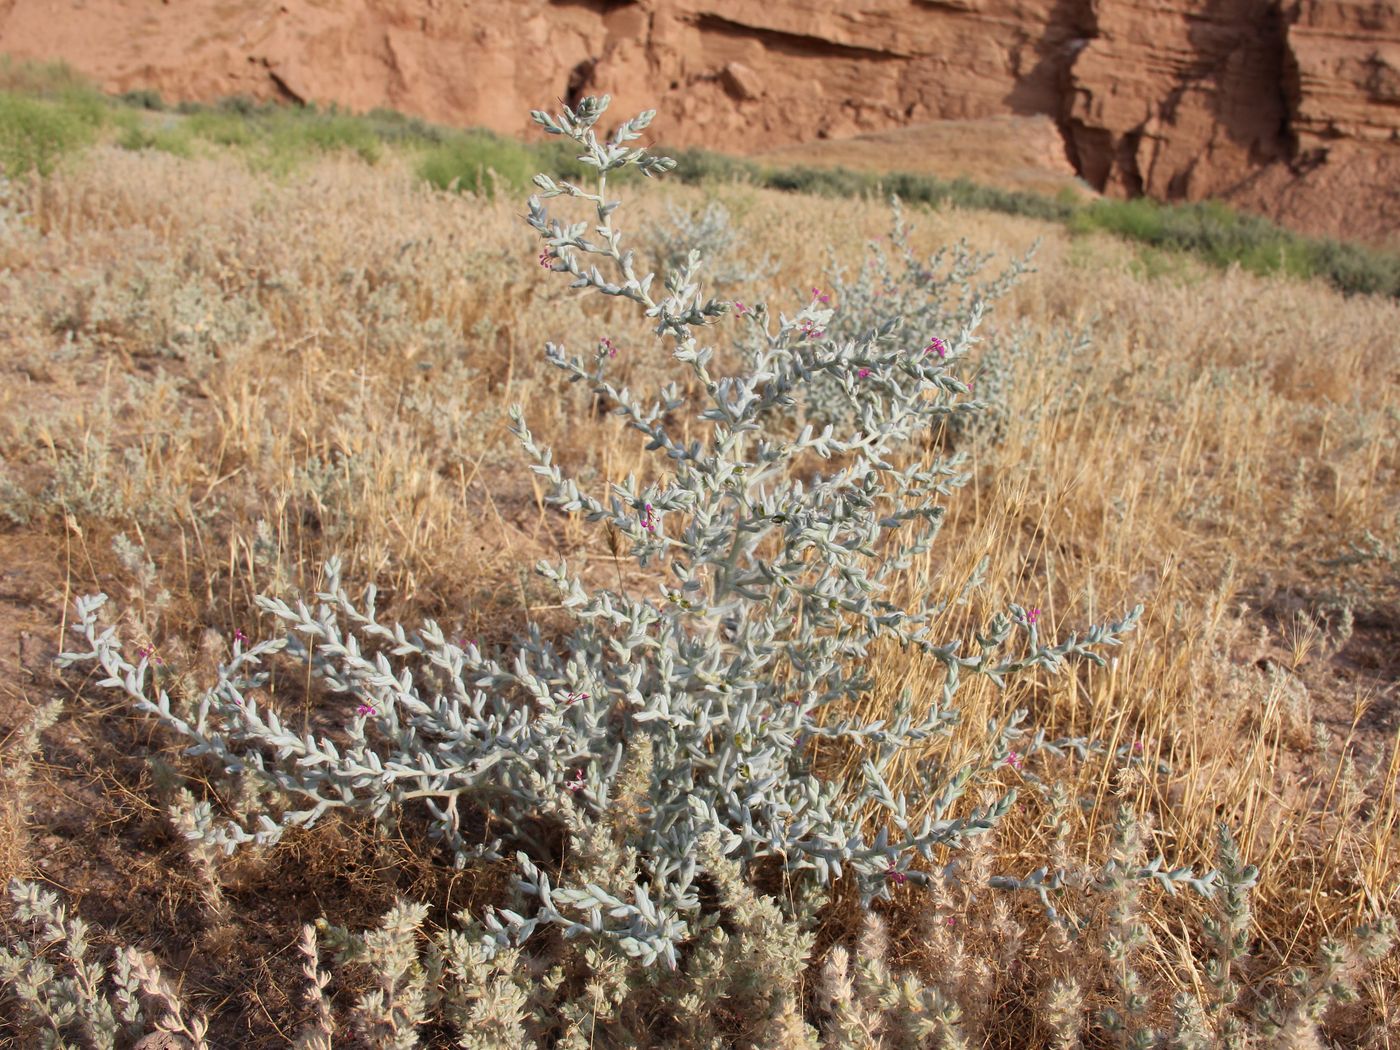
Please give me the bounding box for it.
[60,95,1145,970]
[647,198,776,291]
[778,195,1029,436]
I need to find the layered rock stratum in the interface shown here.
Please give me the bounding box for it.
[3,0,1397,241]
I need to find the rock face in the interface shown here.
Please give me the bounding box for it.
[2,0,1397,242]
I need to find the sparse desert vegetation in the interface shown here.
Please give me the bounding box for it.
[0,78,1396,1047]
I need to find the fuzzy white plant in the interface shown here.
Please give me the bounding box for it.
[647,197,776,289]
[780,194,1032,437]
[59,95,1143,971]
[0,880,209,1050]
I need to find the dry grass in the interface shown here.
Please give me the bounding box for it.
[0,141,1396,1045]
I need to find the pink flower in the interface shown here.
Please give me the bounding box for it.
[565,691,588,704]
[733,300,749,315]
[357,703,376,717]
[641,503,657,532]
[232,629,249,645]
[811,286,831,305]
[925,337,948,358]
[1132,739,1144,754]
[857,367,871,378]
[885,861,907,885]
[1005,751,1024,770]
[946,916,957,927]
[565,769,586,793]
[135,642,163,666]
[1026,608,1040,626]
[538,249,553,269]
[599,336,617,358]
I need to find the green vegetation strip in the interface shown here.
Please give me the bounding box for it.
[1,62,1397,299]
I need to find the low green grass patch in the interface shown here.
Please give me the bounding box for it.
[174,106,382,169]
[663,149,1075,223]
[417,129,539,196]
[115,120,194,158]
[182,109,258,148]
[265,109,382,166]
[418,128,636,197]
[1070,197,1400,297]
[117,88,165,111]
[0,90,103,177]
[1070,198,1307,274]
[0,58,107,176]
[1299,235,1400,298]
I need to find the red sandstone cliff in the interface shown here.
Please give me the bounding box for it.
[3,0,1397,242]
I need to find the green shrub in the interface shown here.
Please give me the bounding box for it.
[214,94,271,117]
[0,91,100,177]
[183,109,255,147]
[116,122,193,158]
[1074,196,1400,297]
[181,106,385,169]
[266,109,382,165]
[118,88,165,111]
[417,130,538,196]
[940,176,1075,222]
[1304,236,1400,298]
[362,106,447,146]
[667,146,760,185]
[763,164,872,198]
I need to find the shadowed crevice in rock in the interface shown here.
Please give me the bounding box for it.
[691,13,913,61]
[565,57,600,110]
[548,0,640,12]
[1000,0,1098,182]
[267,68,308,106]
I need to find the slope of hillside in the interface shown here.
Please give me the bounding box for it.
[2,0,1398,243]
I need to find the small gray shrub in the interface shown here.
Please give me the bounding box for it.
[764,195,1028,438]
[60,95,1146,972]
[646,198,775,290]
[0,880,210,1050]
